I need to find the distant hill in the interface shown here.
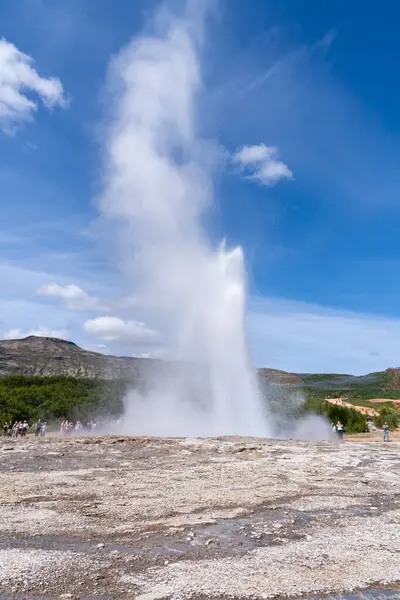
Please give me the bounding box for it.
[0,336,156,380]
[0,336,399,394]
[258,368,304,386]
[297,372,385,390]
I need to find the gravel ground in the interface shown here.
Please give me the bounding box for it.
[0,435,399,599]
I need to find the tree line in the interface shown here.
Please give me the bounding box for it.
[0,376,128,425]
[305,396,399,431]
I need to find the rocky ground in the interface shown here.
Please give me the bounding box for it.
[0,435,399,600]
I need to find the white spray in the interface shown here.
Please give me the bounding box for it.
[99,3,270,437]
[99,3,331,440]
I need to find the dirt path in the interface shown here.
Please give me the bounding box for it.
[0,435,399,599]
[325,397,378,416]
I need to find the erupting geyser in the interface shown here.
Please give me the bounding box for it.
[99,2,270,436]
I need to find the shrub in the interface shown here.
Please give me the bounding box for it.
[374,409,399,430]
[304,397,368,433]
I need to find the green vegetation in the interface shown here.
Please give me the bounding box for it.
[373,408,399,430]
[304,397,368,433]
[304,378,400,432]
[307,384,400,403]
[302,373,350,382]
[0,376,128,424]
[258,381,372,433]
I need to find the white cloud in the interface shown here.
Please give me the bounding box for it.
[84,316,160,346]
[2,327,68,340]
[248,296,400,374]
[233,144,292,186]
[38,283,104,311]
[0,38,67,132]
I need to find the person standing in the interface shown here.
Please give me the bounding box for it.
[337,421,344,441]
[383,422,389,442]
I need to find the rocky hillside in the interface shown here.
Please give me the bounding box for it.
[383,368,400,390]
[0,336,155,380]
[258,368,304,385]
[0,336,308,382]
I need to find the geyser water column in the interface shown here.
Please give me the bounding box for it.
[99,2,271,436]
[206,244,267,435]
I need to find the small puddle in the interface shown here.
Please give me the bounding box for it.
[0,536,143,556]
[0,508,317,562]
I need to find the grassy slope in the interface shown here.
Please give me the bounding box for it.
[304,370,400,401]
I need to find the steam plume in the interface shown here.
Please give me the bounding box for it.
[99,2,270,437]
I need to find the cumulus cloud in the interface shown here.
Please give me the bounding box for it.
[38,283,104,311]
[84,316,160,346]
[2,327,68,340]
[233,143,292,186]
[0,38,67,132]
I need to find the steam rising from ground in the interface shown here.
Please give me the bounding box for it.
[265,384,334,440]
[99,2,329,439]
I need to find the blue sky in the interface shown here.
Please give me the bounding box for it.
[1,0,400,373]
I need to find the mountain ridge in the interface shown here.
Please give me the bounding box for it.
[0,335,156,380]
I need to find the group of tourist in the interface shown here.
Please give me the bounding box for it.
[60,419,98,435]
[2,419,47,437]
[2,419,100,438]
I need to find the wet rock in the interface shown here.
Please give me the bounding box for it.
[185,530,196,542]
